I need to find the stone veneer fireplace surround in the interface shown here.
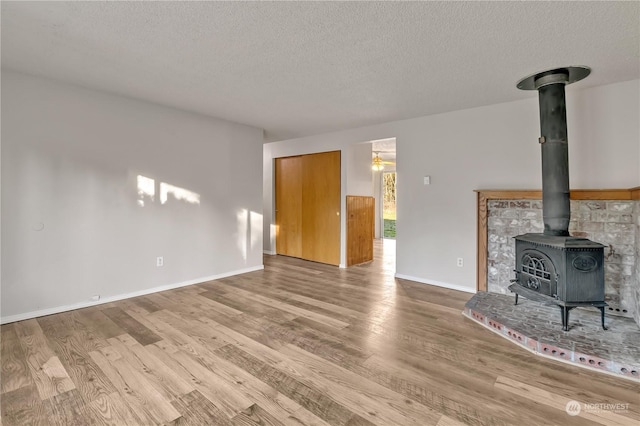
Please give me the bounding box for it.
[475,188,640,329]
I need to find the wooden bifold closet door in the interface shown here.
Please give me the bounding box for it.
[275,155,303,258]
[275,151,341,265]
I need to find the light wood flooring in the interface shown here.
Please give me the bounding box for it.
[2,240,639,425]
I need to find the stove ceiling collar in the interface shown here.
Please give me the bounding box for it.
[516,66,591,91]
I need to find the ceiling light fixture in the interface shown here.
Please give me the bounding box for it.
[372,153,384,171]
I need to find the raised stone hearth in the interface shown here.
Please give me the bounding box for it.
[464,292,640,382]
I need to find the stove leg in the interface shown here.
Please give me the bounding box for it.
[514,293,519,305]
[598,307,608,330]
[560,306,570,331]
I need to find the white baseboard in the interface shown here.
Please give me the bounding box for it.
[263,250,276,255]
[0,265,264,325]
[394,273,476,294]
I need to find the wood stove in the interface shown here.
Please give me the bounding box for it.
[509,66,607,331]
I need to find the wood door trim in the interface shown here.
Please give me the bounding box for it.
[475,187,638,292]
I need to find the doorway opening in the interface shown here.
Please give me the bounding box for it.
[371,138,396,241]
[370,137,396,272]
[382,171,396,239]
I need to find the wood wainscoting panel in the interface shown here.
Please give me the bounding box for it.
[475,188,638,292]
[346,196,375,266]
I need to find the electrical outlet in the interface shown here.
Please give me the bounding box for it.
[90,295,100,302]
[157,256,164,267]
[457,258,464,267]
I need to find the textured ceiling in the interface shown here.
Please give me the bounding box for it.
[2,2,638,142]
[372,138,396,162]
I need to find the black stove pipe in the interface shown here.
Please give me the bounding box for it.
[517,66,590,237]
[537,72,570,236]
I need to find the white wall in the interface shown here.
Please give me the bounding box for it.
[1,71,264,322]
[263,79,640,292]
[569,82,640,188]
[346,143,373,196]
